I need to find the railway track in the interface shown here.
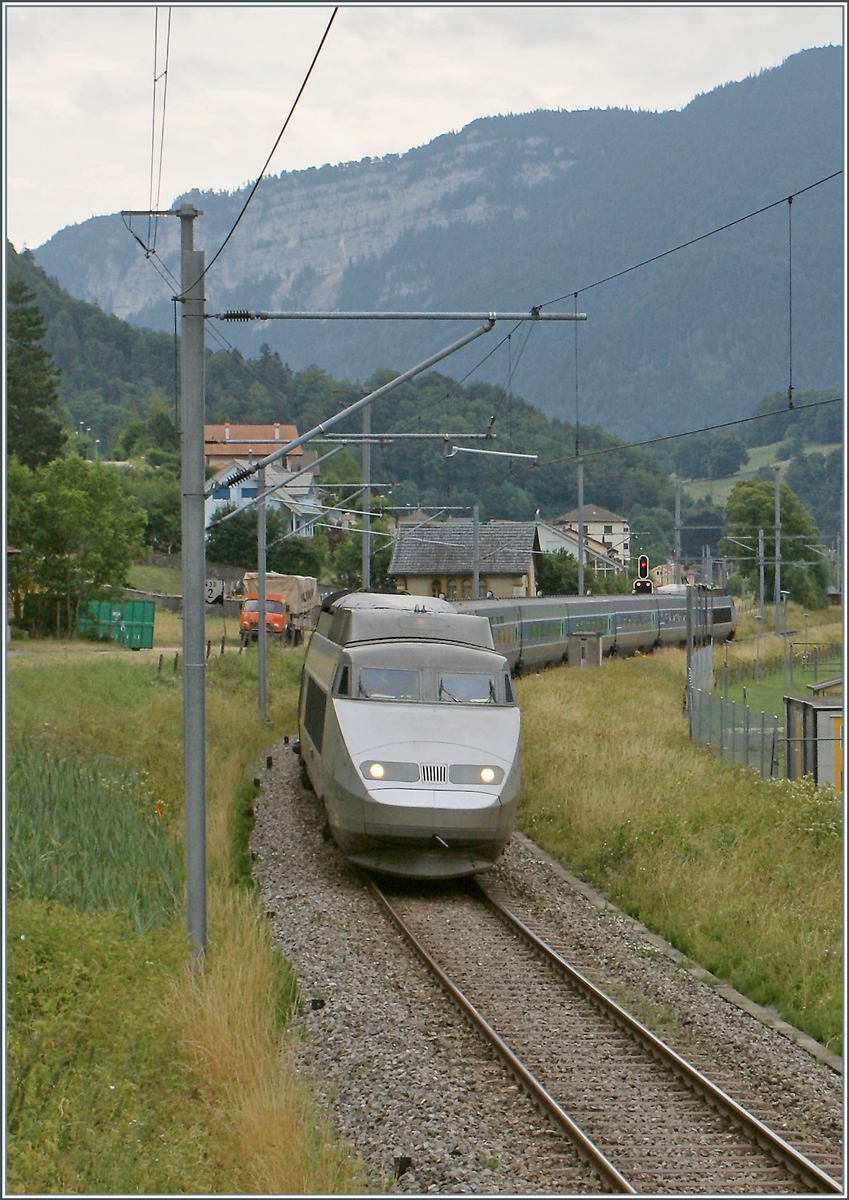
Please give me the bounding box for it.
[368,875,842,1195]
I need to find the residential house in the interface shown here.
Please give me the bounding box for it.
[536,520,626,576]
[390,518,538,600]
[552,504,631,568]
[204,423,323,537]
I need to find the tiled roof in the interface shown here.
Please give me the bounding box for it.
[390,519,537,576]
[204,423,302,459]
[555,505,626,524]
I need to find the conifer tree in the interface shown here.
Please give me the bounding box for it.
[7,279,67,467]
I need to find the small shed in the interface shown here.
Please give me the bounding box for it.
[785,694,843,794]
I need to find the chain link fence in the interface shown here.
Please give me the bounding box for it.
[689,688,784,780]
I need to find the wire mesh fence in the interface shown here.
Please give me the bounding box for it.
[689,688,783,780]
[716,643,842,690]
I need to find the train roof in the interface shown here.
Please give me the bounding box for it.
[318,591,494,649]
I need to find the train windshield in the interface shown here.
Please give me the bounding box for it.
[357,667,420,701]
[438,673,497,704]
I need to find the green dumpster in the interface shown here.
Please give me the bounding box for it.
[78,599,155,649]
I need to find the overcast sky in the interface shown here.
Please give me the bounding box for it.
[5,4,844,251]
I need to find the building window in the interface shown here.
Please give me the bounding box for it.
[447,580,457,600]
[431,579,441,597]
[604,524,613,534]
[462,579,472,599]
[241,487,258,499]
[213,486,230,499]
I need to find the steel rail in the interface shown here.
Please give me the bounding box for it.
[366,877,636,1194]
[475,880,842,1195]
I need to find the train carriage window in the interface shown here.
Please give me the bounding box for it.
[357,667,420,701]
[438,673,497,704]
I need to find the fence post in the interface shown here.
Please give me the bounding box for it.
[744,702,750,770]
[814,646,818,678]
[770,716,778,777]
[760,711,766,778]
[731,700,736,763]
[719,696,725,760]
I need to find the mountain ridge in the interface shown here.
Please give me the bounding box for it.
[33,45,844,440]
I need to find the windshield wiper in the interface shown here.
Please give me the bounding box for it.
[439,681,460,703]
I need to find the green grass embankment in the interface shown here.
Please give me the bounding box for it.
[516,637,842,1052]
[6,642,366,1194]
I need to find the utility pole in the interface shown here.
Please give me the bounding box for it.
[774,467,782,634]
[758,528,765,622]
[472,505,480,600]
[362,403,371,589]
[674,480,681,584]
[577,455,585,597]
[178,203,207,964]
[257,464,267,721]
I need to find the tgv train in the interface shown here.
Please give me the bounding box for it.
[454,588,736,672]
[298,591,521,878]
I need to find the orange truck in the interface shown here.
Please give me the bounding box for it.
[239,592,288,643]
[239,573,318,645]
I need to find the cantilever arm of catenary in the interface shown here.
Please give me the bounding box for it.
[214,320,499,492]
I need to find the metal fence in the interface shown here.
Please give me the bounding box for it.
[717,642,842,690]
[689,688,783,780]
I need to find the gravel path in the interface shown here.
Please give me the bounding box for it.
[251,743,842,1194]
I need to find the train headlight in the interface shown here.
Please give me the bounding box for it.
[480,767,496,783]
[360,761,420,782]
[449,764,505,785]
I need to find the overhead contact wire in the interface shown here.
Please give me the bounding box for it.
[535,169,842,309]
[182,6,338,295]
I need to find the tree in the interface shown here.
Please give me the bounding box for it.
[7,456,146,634]
[536,549,579,596]
[205,504,329,577]
[330,519,394,590]
[7,280,67,467]
[721,480,830,609]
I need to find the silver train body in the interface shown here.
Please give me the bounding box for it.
[298,592,521,879]
[298,588,736,880]
[454,588,736,672]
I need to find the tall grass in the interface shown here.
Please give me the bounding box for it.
[516,644,842,1050]
[6,643,367,1193]
[7,742,183,931]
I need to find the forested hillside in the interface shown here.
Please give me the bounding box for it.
[32,46,843,440]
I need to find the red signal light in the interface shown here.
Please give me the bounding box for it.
[637,554,649,579]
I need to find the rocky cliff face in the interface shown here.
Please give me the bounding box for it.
[42,123,579,319]
[35,46,843,438]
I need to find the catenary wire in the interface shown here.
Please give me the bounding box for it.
[535,395,842,467]
[150,7,172,255]
[182,7,338,296]
[535,169,842,309]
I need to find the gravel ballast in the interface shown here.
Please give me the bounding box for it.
[252,744,842,1194]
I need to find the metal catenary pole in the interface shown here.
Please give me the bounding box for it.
[473,505,480,600]
[178,204,207,963]
[257,464,267,721]
[362,403,371,589]
[577,456,585,597]
[674,480,682,584]
[774,467,782,633]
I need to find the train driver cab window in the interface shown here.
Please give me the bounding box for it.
[504,673,515,704]
[438,673,497,704]
[357,667,420,701]
[431,579,441,598]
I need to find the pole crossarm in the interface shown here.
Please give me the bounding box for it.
[316,432,494,442]
[215,320,497,490]
[214,309,586,322]
[445,446,538,462]
[205,444,342,504]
